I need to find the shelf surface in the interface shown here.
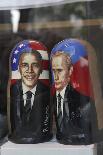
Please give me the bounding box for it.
[1,137,97,155]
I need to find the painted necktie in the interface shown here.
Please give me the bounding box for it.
[24,91,32,122]
[57,93,62,129]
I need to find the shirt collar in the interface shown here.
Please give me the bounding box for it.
[56,86,67,99]
[22,82,37,95]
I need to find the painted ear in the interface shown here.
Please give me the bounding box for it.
[18,65,20,73]
[40,67,42,74]
[69,66,73,76]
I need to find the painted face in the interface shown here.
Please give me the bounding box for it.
[52,54,72,92]
[19,53,41,90]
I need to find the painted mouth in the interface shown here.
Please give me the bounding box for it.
[25,75,36,81]
[55,82,61,85]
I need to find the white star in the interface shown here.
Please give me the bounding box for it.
[19,43,24,48]
[65,44,68,47]
[14,50,19,54]
[13,58,16,63]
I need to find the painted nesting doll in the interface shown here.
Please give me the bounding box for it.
[50,39,98,145]
[8,40,52,143]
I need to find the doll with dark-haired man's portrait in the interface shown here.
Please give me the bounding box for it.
[9,40,52,143]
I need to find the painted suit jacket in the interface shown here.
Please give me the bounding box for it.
[10,79,52,143]
[53,84,97,145]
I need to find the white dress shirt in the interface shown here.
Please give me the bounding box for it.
[56,86,67,117]
[22,82,37,108]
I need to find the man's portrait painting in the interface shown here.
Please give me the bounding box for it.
[50,39,97,145]
[9,40,52,143]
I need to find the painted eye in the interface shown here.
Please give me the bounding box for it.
[58,69,62,73]
[21,63,28,68]
[32,63,40,68]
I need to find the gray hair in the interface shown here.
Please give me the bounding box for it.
[51,51,72,70]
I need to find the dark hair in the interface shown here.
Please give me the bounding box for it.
[19,49,42,62]
[31,50,42,62]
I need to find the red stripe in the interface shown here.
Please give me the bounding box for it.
[39,79,50,86]
[29,41,47,51]
[51,84,56,96]
[11,79,17,85]
[42,60,49,70]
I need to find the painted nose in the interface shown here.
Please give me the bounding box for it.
[54,72,59,81]
[28,65,33,73]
